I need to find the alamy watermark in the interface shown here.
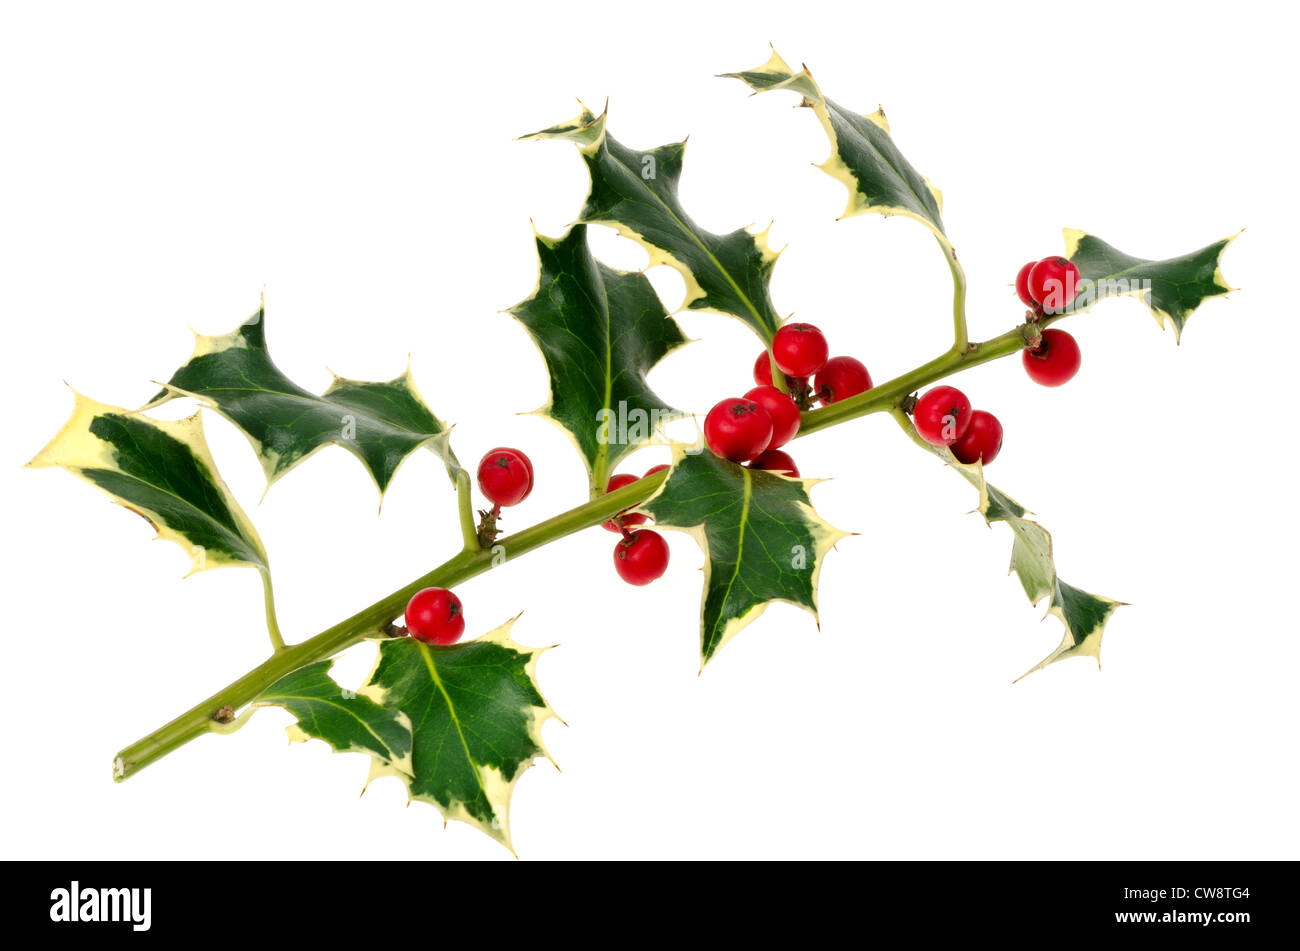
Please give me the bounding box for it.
[1043,275,1152,313]
[50,881,151,931]
[596,402,681,447]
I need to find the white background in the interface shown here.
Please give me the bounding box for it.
[2,1,1296,860]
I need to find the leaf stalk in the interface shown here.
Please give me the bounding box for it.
[940,239,969,352]
[261,570,286,653]
[456,469,479,551]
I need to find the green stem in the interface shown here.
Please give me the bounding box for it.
[115,312,1054,781]
[940,239,969,352]
[798,319,1046,438]
[455,469,479,552]
[765,344,790,395]
[260,570,286,653]
[890,406,936,453]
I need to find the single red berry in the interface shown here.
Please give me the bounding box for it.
[602,472,648,532]
[644,464,671,478]
[772,323,829,378]
[476,448,533,507]
[704,397,773,462]
[743,385,800,449]
[613,529,670,586]
[1027,256,1081,313]
[814,356,873,405]
[405,587,465,645]
[1022,328,1081,387]
[1014,261,1037,307]
[485,446,533,483]
[748,449,799,477]
[950,410,1004,466]
[913,385,972,446]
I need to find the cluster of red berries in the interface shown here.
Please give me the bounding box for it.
[704,322,871,474]
[603,464,671,587]
[479,441,673,588]
[912,385,1003,465]
[1015,256,1083,387]
[899,255,1094,464]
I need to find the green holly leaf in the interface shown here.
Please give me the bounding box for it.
[640,448,849,665]
[255,660,413,774]
[359,620,557,852]
[522,107,784,340]
[150,308,453,497]
[723,48,950,252]
[1063,229,1239,341]
[509,225,688,490]
[28,391,268,575]
[895,412,1122,679]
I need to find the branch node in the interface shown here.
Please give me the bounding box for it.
[476,504,503,548]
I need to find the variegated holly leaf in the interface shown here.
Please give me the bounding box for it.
[359,620,556,852]
[149,308,453,497]
[895,412,1122,679]
[28,391,268,575]
[723,48,951,253]
[521,107,784,340]
[639,448,849,665]
[1063,229,1238,341]
[509,225,688,490]
[255,660,413,774]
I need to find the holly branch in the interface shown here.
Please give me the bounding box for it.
[29,48,1238,853]
[101,265,1214,779]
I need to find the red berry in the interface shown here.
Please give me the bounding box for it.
[950,410,1004,466]
[814,356,873,405]
[1027,256,1081,314]
[613,529,670,586]
[913,386,972,446]
[704,397,773,462]
[644,464,671,478]
[743,385,800,449]
[485,446,533,483]
[1022,328,1081,387]
[607,473,639,491]
[748,449,799,477]
[772,323,829,377]
[405,587,465,645]
[1014,261,1037,307]
[602,472,648,532]
[477,448,533,507]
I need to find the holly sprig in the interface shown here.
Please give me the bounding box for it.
[29,49,1238,853]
